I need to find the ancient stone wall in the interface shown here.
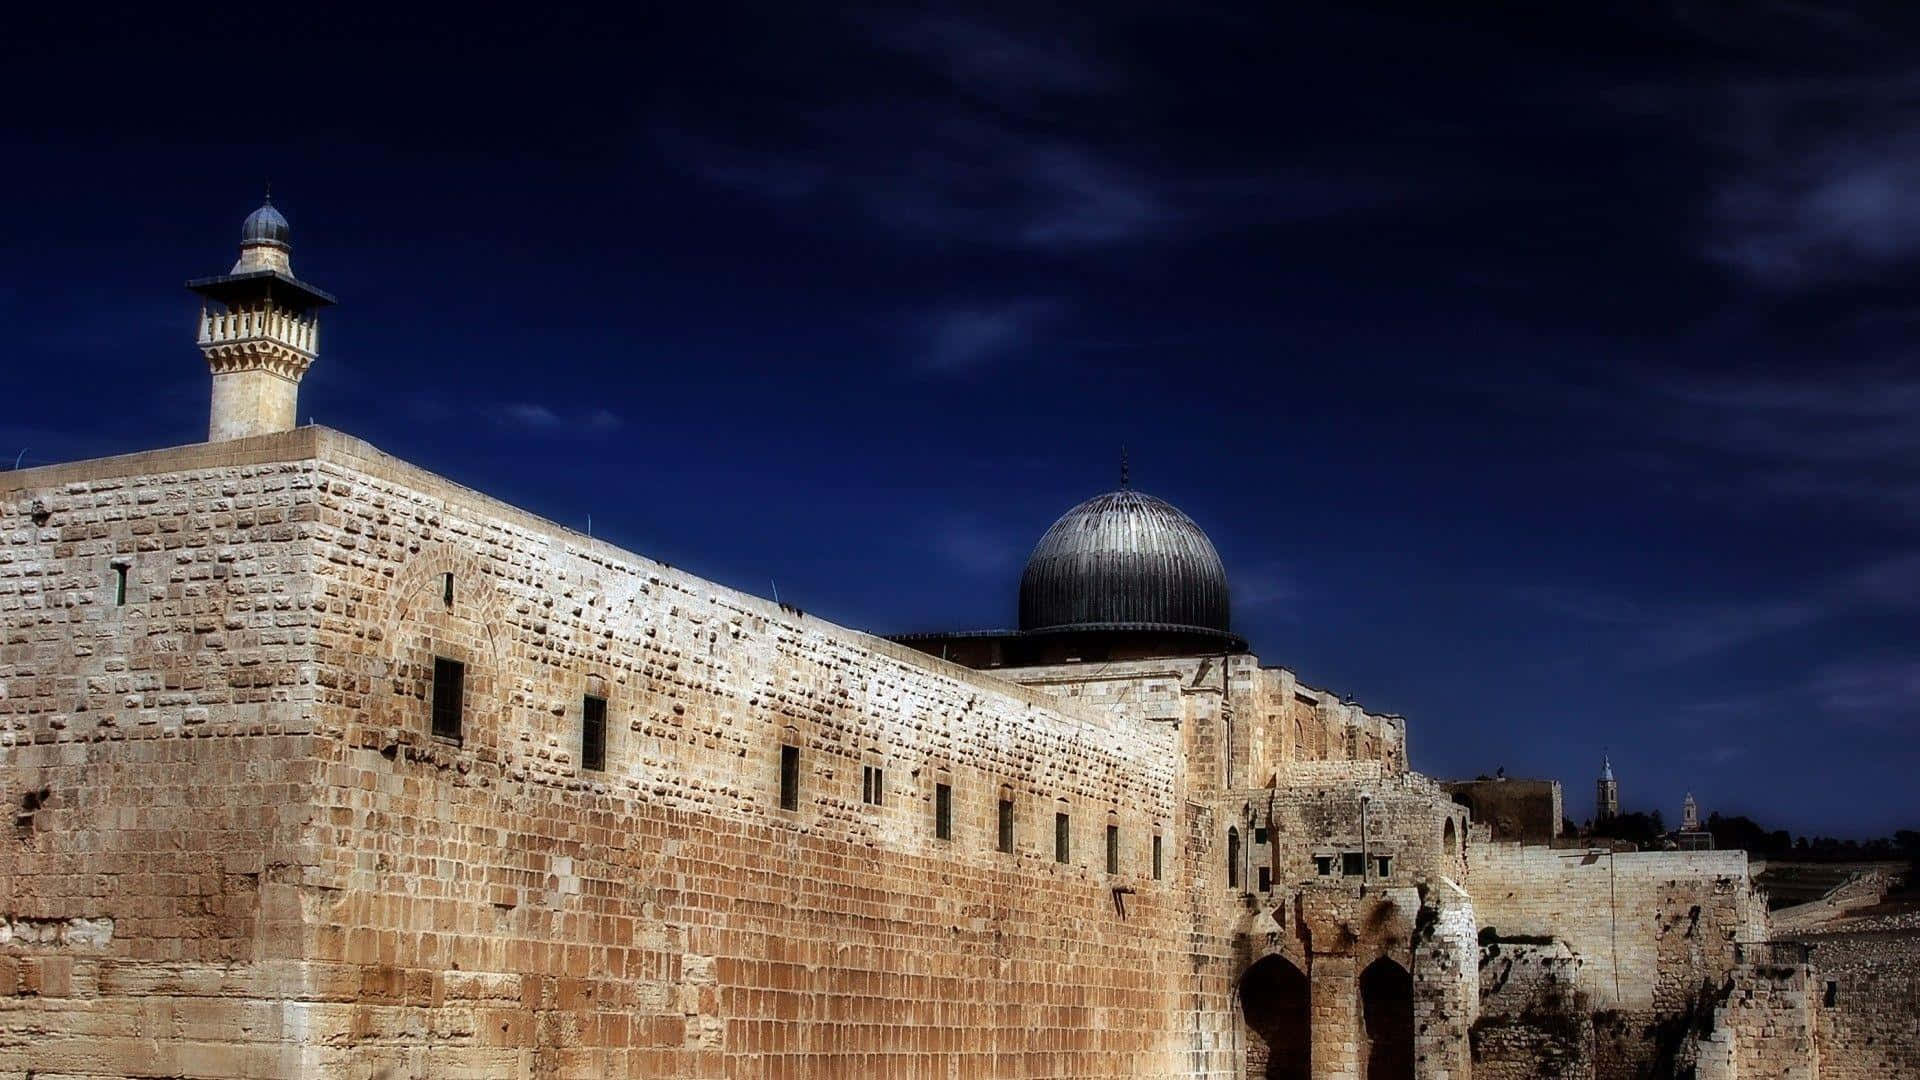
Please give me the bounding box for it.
[286,432,1227,1078]
[1714,954,1820,1080]
[1802,926,1920,1080]
[0,434,328,1076]
[1469,841,1759,1013]
[1413,881,1479,1080]
[1470,840,1763,1079]
[0,430,1262,1078]
[1472,937,1593,1080]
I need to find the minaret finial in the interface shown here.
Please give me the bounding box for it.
[1120,445,1130,489]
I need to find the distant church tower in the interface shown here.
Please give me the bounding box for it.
[1682,791,1700,832]
[1595,754,1619,824]
[187,195,336,441]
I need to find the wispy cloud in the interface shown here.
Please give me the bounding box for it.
[1647,552,1918,662]
[872,14,1113,99]
[1517,550,1920,665]
[1236,562,1302,618]
[927,513,1021,577]
[652,14,1417,255]
[487,402,622,435]
[1626,366,1920,523]
[1705,73,1920,289]
[1508,584,1648,627]
[1695,744,1747,766]
[916,300,1057,373]
[1808,656,1920,731]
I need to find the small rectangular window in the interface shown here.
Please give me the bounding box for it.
[112,565,127,606]
[1374,855,1392,878]
[1824,980,1837,1007]
[1254,826,1269,845]
[779,745,800,811]
[581,694,607,771]
[442,572,454,608]
[1106,823,1120,874]
[935,783,952,840]
[862,765,884,806]
[997,799,1014,854]
[1342,851,1365,876]
[1315,855,1335,876]
[1055,812,1071,864]
[431,657,464,741]
[1258,866,1272,892]
[1152,835,1164,880]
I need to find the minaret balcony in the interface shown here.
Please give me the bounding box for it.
[198,308,319,379]
[199,307,317,355]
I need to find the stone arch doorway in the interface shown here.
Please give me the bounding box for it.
[1359,956,1414,1080]
[1239,954,1309,1080]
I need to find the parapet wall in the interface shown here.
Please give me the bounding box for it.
[1006,654,1408,792]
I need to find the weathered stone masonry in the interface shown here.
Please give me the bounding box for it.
[10,190,1911,1079]
[0,422,1869,1080]
[2,429,1208,1078]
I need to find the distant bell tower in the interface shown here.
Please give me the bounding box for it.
[1595,754,1620,824]
[187,195,336,442]
[1682,791,1699,832]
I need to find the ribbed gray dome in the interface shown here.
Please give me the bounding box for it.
[240,200,291,250]
[1018,490,1230,634]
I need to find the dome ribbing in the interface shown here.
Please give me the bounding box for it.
[240,199,291,250]
[1018,490,1230,635]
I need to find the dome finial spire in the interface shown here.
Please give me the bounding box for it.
[1120,445,1129,489]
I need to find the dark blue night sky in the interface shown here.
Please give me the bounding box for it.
[4,4,1915,837]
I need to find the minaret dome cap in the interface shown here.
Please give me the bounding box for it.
[239,198,291,251]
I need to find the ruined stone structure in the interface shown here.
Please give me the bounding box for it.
[1441,779,1561,848]
[0,201,1907,1078]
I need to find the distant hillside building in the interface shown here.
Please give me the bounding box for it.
[1595,753,1620,824]
[1674,791,1714,851]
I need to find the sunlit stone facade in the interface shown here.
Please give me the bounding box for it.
[0,202,1904,1079]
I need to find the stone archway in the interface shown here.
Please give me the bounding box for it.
[1359,956,1414,1080]
[1239,955,1309,1080]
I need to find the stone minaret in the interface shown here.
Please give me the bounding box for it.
[1595,754,1619,824]
[187,196,336,441]
[1682,791,1699,832]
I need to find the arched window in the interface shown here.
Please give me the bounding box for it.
[1227,827,1241,889]
[1443,817,1457,857]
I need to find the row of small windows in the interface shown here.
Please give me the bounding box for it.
[1307,852,1392,877]
[783,745,1163,880]
[419,664,1163,880]
[1228,825,1395,892]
